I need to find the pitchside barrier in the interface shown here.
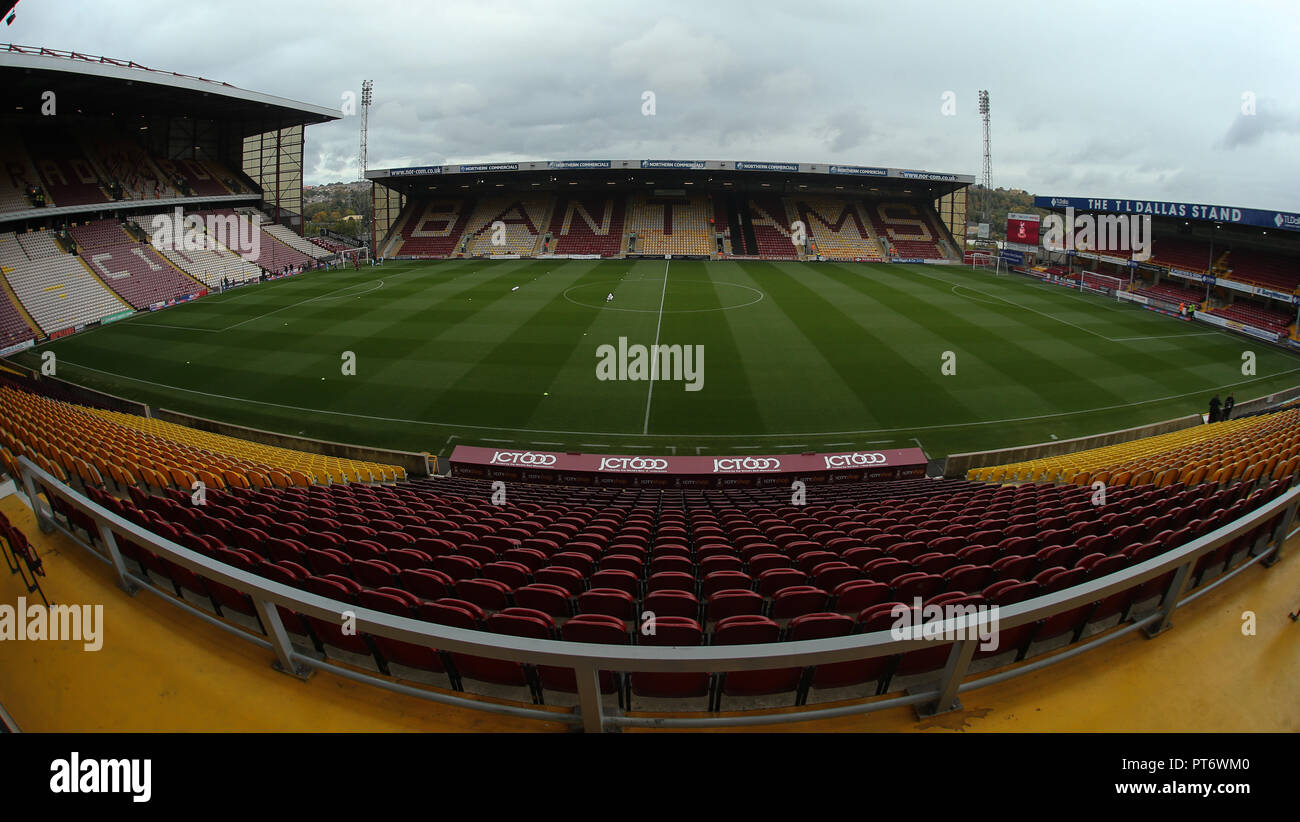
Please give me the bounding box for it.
[152,408,434,478]
[944,384,1300,479]
[944,415,1203,479]
[448,445,929,488]
[13,455,1298,731]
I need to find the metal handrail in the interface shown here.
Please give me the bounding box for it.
[15,457,1297,731]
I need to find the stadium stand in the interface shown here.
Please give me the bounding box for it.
[865,201,948,259]
[0,231,27,268]
[1208,301,1294,336]
[67,219,203,309]
[626,194,713,256]
[16,229,64,261]
[792,196,884,260]
[547,195,626,256]
[712,198,734,254]
[2,349,1295,711]
[1130,280,1204,305]
[0,379,405,490]
[969,406,1300,486]
[192,208,314,272]
[0,128,45,212]
[461,196,549,256]
[3,251,130,334]
[243,210,332,260]
[1221,247,1300,293]
[1078,270,1121,291]
[309,237,353,254]
[25,127,111,206]
[1150,235,1212,272]
[85,134,181,202]
[32,420,1287,706]
[747,196,799,259]
[391,198,474,257]
[152,156,232,197]
[0,236,37,347]
[129,212,262,288]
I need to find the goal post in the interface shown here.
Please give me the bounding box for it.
[1078,269,1125,299]
[339,246,370,266]
[968,252,1005,275]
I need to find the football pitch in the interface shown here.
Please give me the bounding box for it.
[13,258,1300,462]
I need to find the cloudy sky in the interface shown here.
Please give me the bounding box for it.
[9,0,1300,210]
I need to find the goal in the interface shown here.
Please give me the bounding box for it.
[339,246,371,266]
[1078,269,1125,298]
[969,252,1005,275]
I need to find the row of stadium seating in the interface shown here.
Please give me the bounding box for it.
[245,210,333,261]
[2,242,130,335]
[1222,247,1300,293]
[461,196,550,256]
[389,198,474,257]
[864,202,949,259]
[67,219,204,309]
[53,428,1290,708]
[1130,280,1204,305]
[0,206,343,337]
[308,237,355,254]
[548,196,627,256]
[129,212,262,288]
[0,379,404,492]
[1208,302,1294,335]
[386,193,954,261]
[625,195,714,256]
[2,362,1292,708]
[796,197,885,261]
[0,127,46,212]
[969,406,1300,485]
[1,125,246,212]
[1056,232,1299,295]
[1150,235,1214,273]
[190,209,315,272]
[746,195,799,259]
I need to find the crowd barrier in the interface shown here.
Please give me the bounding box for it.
[14,455,1297,731]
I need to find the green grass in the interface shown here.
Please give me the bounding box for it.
[12,258,1300,462]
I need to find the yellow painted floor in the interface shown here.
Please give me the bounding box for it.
[1,492,1297,733]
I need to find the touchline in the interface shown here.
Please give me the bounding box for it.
[0,597,103,651]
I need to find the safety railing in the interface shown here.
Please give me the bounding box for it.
[14,456,1298,732]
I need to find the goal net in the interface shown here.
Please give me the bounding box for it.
[969,252,1005,275]
[1078,269,1125,297]
[339,246,371,266]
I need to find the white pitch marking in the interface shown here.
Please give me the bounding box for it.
[641,258,671,435]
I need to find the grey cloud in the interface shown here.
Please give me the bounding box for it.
[7,0,1298,211]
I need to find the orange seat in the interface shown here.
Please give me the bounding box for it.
[222,469,250,489]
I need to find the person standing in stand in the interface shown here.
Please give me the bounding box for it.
[1223,394,1235,421]
[1208,394,1222,423]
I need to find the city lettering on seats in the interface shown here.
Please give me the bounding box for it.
[50,752,151,803]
